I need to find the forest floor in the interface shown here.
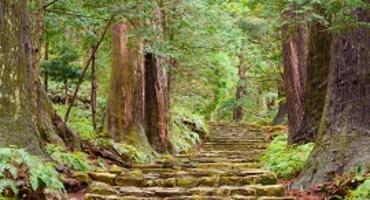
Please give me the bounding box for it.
[75,123,297,200]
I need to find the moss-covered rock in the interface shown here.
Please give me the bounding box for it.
[73,171,90,184]
[89,182,117,195]
[89,172,116,185]
[176,177,200,187]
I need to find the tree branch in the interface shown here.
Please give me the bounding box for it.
[45,9,110,21]
[64,15,115,122]
[44,0,62,9]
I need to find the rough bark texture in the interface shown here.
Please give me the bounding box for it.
[233,55,248,123]
[293,17,331,143]
[105,23,152,151]
[44,42,49,91]
[0,0,80,153]
[282,6,309,144]
[91,47,98,131]
[293,7,370,188]
[144,54,170,153]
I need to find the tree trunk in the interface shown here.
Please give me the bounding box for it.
[293,10,331,143]
[44,41,49,92]
[0,0,80,154]
[293,7,370,188]
[144,53,170,153]
[281,5,309,144]
[104,23,152,151]
[91,47,97,131]
[233,55,248,123]
[272,103,287,125]
[272,78,287,125]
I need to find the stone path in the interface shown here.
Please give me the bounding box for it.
[85,123,295,200]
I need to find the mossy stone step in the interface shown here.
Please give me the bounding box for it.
[88,183,286,198]
[90,170,277,187]
[85,194,296,200]
[129,162,260,170]
[85,123,295,199]
[204,140,266,144]
[178,157,259,163]
[126,168,274,177]
[181,150,265,157]
[115,174,276,187]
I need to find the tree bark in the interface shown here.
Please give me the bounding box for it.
[104,23,152,151]
[272,103,287,125]
[281,5,309,144]
[233,54,248,123]
[293,9,331,143]
[144,54,170,153]
[0,0,80,154]
[293,7,370,188]
[44,41,49,92]
[90,47,97,131]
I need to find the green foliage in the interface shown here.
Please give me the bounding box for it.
[42,45,82,84]
[46,145,92,172]
[169,106,205,152]
[54,104,97,140]
[348,178,370,200]
[111,142,155,164]
[261,134,314,179]
[0,148,65,198]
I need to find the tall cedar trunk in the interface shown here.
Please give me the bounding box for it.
[233,55,248,123]
[0,0,80,154]
[293,11,331,143]
[144,54,170,153]
[293,7,370,188]
[282,6,309,144]
[105,23,152,150]
[141,3,170,153]
[91,47,97,131]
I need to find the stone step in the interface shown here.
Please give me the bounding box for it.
[84,124,295,200]
[202,148,266,151]
[176,155,262,160]
[90,169,277,187]
[114,175,276,187]
[202,146,266,150]
[209,136,265,140]
[205,140,266,143]
[85,193,296,200]
[181,150,265,156]
[129,162,260,171]
[178,157,259,163]
[88,183,287,198]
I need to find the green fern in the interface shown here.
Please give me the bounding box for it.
[46,144,92,172]
[348,178,370,200]
[0,148,65,198]
[0,179,18,196]
[261,134,314,178]
[0,164,17,178]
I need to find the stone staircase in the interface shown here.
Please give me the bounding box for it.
[85,123,295,200]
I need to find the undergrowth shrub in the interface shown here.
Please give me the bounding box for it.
[46,145,92,172]
[0,148,65,199]
[169,106,207,152]
[54,105,97,140]
[348,177,370,200]
[261,134,314,179]
[111,141,155,164]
